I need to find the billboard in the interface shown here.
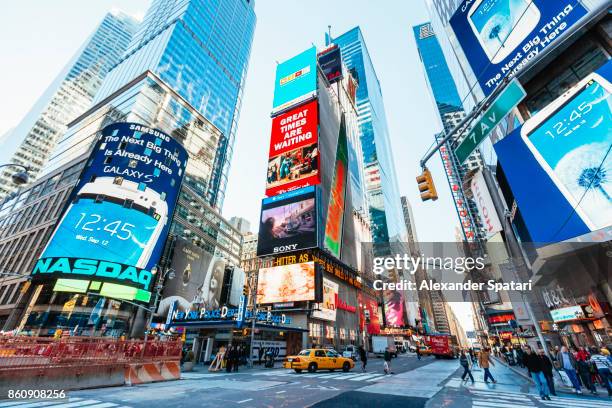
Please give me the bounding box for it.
[272,46,318,114]
[470,170,503,238]
[318,45,343,84]
[495,61,612,242]
[324,115,348,258]
[266,100,320,196]
[31,122,188,303]
[256,262,321,304]
[358,293,381,335]
[312,278,338,321]
[256,186,317,257]
[383,290,406,327]
[156,238,226,317]
[450,0,587,96]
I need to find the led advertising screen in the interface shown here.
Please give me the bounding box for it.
[450,0,587,96]
[384,290,406,327]
[266,100,320,197]
[272,46,318,114]
[257,186,318,257]
[156,238,226,317]
[318,45,343,84]
[31,122,188,303]
[358,293,381,335]
[324,115,348,258]
[494,60,612,242]
[256,262,320,304]
[312,278,338,321]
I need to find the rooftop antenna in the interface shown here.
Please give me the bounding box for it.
[327,25,332,45]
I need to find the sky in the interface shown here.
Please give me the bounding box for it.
[0,0,473,331]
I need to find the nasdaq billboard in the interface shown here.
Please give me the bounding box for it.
[31,122,188,303]
[257,186,318,257]
[272,46,318,114]
[450,0,587,96]
[494,60,612,242]
[266,100,320,197]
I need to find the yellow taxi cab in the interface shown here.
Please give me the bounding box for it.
[283,348,355,373]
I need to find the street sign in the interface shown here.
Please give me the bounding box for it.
[236,294,246,328]
[454,79,526,164]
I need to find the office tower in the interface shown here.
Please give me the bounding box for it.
[333,28,408,246]
[80,0,257,209]
[413,22,484,242]
[229,217,251,235]
[0,11,138,200]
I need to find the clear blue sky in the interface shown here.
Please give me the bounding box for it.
[0,0,473,330]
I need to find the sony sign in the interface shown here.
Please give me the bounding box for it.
[470,170,502,238]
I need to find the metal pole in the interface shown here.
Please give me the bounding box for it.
[248,270,257,368]
[142,271,164,357]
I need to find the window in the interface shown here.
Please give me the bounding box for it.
[314,350,326,358]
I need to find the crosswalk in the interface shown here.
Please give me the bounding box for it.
[250,369,387,382]
[468,388,612,408]
[0,398,130,408]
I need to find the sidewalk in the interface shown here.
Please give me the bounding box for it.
[493,356,611,399]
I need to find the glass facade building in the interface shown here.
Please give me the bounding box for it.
[44,0,257,209]
[333,27,407,246]
[0,11,138,200]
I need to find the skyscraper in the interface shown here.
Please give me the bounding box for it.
[89,0,257,209]
[0,11,138,200]
[333,27,407,246]
[413,22,484,242]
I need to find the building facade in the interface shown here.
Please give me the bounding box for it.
[44,0,257,209]
[0,11,138,200]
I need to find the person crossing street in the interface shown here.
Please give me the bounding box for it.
[359,346,368,373]
[383,347,394,374]
[459,350,474,384]
[523,346,551,401]
[478,347,496,383]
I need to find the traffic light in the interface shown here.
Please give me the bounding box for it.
[416,168,438,201]
[242,284,249,297]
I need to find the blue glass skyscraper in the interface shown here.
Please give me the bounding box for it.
[333,27,407,246]
[93,0,257,208]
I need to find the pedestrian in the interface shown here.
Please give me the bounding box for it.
[522,346,551,400]
[225,345,233,373]
[358,346,367,372]
[538,349,556,396]
[233,345,239,372]
[556,346,582,394]
[460,350,474,384]
[416,344,422,360]
[384,347,394,374]
[471,348,478,367]
[576,347,597,394]
[478,347,497,383]
[516,346,525,368]
[589,348,612,396]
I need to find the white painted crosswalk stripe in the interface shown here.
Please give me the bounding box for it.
[472,401,533,408]
[0,400,83,408]
[542,398,612,408]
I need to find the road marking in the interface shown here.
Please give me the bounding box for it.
[0,400,82,408]
[365,374,386,381]
[275,391,286,394]
[237,399,253,404]
[542,399,612,408]
[473,401,533,408]
[31,401,105,408]
[0,402,65,408]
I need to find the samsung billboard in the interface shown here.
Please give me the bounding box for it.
[495,60,612,242]
[31,122,188,303]
[450,0,587,96]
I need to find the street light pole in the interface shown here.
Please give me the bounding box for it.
[248,269,258,368]
[142,265,174,356]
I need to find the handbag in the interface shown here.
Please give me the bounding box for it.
[556,369,572,387]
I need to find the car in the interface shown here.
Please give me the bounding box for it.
[283,348,355,373]
[418,346,432,356]
[342,345,358,360]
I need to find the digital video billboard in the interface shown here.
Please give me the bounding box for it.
[31,122,188,303]
[266,100,320,197]
[312,278,338,321]
[257,186,318,257]
[318,45,343,84]
[450,0,587,96]
[494,60,612,242]
[256,262,320,304]
[272,46,318,114]
[384,290,406,327]
[156,238,226,317]
[323,115,348,258]
[358,293,381,335]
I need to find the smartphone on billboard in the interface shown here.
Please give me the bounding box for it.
[468,0,540,64]
[42,177,168,268]
[520,72,612,231]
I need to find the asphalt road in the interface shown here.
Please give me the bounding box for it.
[3,353,612,408]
